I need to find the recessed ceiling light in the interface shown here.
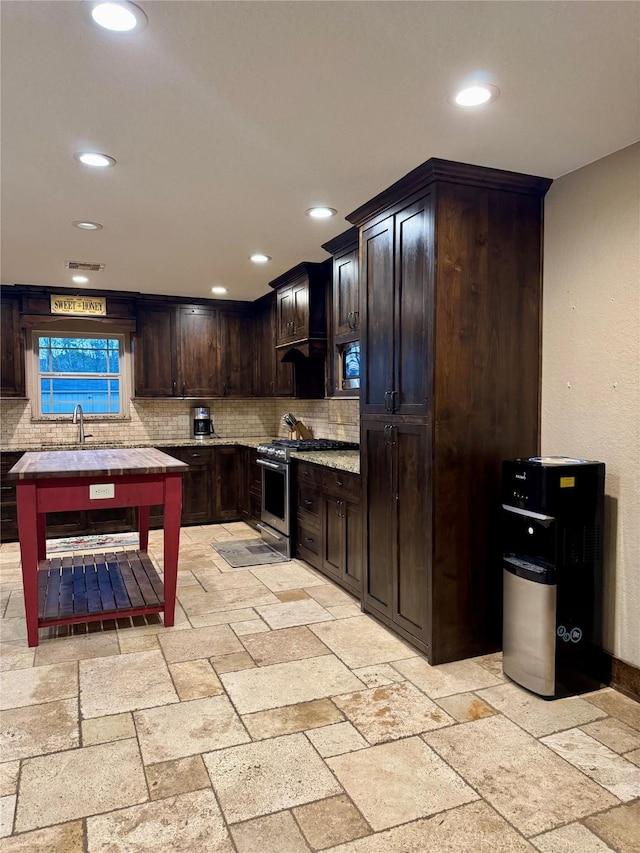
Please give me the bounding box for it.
[453,83,500,107]
[72,220,103,231]
[87,1,147,33]
[74,151,116,168]
[211,286,228,295]
[249,254,272,264]
[72,275,90,284]
[305,207,337,219]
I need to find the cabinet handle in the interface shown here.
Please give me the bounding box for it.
[172,380,177,396]
[391,390,398,412]
[336,480,344,487]
[182,382,186,397]
[353,311,359,328]
[303,499,313,507]
[384,391,392,411]
[304,536,315,544]
[223,382,227,396]
[347,311,354,329]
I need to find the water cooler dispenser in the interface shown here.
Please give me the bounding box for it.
[501,456,605,698]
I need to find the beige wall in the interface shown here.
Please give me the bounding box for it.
[542,143,640,668]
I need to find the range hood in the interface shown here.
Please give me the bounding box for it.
[269,261,329,361]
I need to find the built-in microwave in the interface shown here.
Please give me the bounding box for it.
[339,341,360,390]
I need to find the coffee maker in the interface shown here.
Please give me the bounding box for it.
[191,406,213,440]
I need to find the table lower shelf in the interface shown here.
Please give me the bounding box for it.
[37,550,165,628]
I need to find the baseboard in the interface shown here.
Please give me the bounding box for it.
[606,653,640,703]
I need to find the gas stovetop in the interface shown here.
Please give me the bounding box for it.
[257,439,359,462]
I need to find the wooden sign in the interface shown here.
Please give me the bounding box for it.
[50,295,107,316]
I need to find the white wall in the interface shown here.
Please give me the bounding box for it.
[542,143,640,668]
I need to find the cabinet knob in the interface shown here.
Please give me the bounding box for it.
[303,499,313,507]
[304,536,314,544]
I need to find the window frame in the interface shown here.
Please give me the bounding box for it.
[30,323,132,420]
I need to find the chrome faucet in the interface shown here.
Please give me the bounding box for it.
[72,404,92,444]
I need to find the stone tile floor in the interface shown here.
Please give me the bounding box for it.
[1,522,639,851]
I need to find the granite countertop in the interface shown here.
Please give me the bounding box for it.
[2,437,361,475]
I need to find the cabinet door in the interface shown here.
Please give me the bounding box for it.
[291,278,309,339]
[213,446,242,521]
[178,307,220,397]
[333,247,359,340]
[321,494,343,580]
[361,216,394,415]
[362,420,394,615]
[276,285,294,344]
[394,196,432,417]
[219,310,254,396]
[0,452,21,542]
[343,498,363,593]
[255,300,275,396]
[153,447,212,526]
[392,422,430,644]
[0,295,25,397]
[134,304,177,396]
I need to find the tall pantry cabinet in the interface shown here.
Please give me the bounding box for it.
[347,158,552,665]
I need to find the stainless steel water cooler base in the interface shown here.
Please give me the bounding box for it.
[503,568,557,697]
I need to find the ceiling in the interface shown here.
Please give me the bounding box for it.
[1,1,638,303]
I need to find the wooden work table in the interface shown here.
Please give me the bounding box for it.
[8,448,188,647]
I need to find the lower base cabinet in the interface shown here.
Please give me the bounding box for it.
[295,461,362,595]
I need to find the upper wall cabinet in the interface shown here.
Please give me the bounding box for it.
[270,261,330,358]
[0,291,25,397]
[254,293,294,397]
[134,300,254,398]
[322,227,360,398]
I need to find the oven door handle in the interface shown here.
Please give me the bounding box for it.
[257,458,286,471]
[257,523,284,542]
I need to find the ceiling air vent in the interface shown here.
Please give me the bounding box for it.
[65,261,105,272]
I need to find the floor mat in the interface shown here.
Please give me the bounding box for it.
[46,532,140,554]
[212,538,288,568]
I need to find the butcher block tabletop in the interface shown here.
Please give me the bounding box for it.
[7,447,189,480]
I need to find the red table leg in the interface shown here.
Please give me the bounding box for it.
[162,474,182,627]
[16,483,41,647]
[138,505,150,552]
[37,512,46,562]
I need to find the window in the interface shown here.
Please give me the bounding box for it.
[32,329,130,418]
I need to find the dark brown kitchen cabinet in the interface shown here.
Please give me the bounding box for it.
[134,303,177,396]
[322,227,360,398]
[254,294,294,397]
[219,310,254,397]
[0,452,21,542]
[295,461,362,595]
[214,445,242,521]
[149,446,214,527]
[1,292,26,398]
[348,157,552,664]
[177,306,220,397]
[270,262,329,355]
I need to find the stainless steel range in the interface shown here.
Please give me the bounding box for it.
[256,438,359,557]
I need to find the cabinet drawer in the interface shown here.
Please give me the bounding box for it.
[297,524,321,568]
[297,462,321,485]
[297,483,321,523]
[321,468,360,500]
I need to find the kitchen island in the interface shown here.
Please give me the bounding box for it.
[8,447,188,647]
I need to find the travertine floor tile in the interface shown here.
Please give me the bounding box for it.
[531,822,615,852]
[80,650,178,718]
[241,625,330,666]
[310,616,415,668]
[306,584,357,608]
[211,650,256,673]
[0,618,27,647]
[0,820,84,852]
[191,569,266,593]
[0,661,77,710]
[0,649,34,671]
[436,692,497,723]
[221,654,364,714]
[15,738,147,832]
[231,618,270,635]
[135,694,250,764]
[626,748,640,766]
[230,810,309,853]
[580,717,640,753]
[188,607,258,627]
[82,712,135,746]
[275,589,310,602]
[169,658,223,700]
[177,585,280,615]
[584,688,640,731]
[392,656,503,699]
[242,698,343,739]
[251,562,326,591]
[86,789,233,852]
[542,728,640,801]
[0,761,19,796]
[0,794,16,838]
[327,736,477,831]
[158,623,242,662]
[584,800,640,853]
[294,794,371,848]
[255,598,334,629]
[306,721,369,757]
[473,652,507,680]
[424,715,617,836]
[333,682,454,744]
[145,754,211,800]
[118,633,159,654]
[351,663,405,688]
[323,800,535,852]
[328,604,362,619]
[477,682,608,736]
[0,698,78,760]
[204,733,343,823]
[34,633,119,665]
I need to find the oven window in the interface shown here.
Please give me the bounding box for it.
[263,469,286,520]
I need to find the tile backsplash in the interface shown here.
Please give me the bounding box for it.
[0,398,360,448]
